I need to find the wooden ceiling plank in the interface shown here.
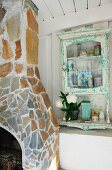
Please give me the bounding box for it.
[32,0,52,20]
[45,0,63,17]
[60,0,75,14]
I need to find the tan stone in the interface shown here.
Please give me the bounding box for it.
[27,77,37,86]
[41,92,51,109]
[2,39,13,59]
[27,67,34,77]
[15,64,23,73]
[48,126,55,136]
[55,147,60,170]
[39,119,45,129]
[27,9,38,33]
[31,120,37,131]
[26,28,38,64]
[35,66,40,79]
[54,133,59,151]
[36,96,40,102]
[20,78,28,88]
[15,40,22,60]
[32,81,45,94]
[7,13,21,41]
[49,109,59,128]
[0,62,13,77]
[41,131,48,142]
[40,103,44,112]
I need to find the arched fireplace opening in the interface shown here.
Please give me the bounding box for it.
[0,127,22,170]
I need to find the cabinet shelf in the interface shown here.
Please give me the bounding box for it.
[60,120,111,130]
[67,55,102,60]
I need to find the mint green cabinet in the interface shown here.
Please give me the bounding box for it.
[59,28,111,126]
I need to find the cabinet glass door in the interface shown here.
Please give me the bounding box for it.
[65,39,105,92]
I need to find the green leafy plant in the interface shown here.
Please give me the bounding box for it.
[56,91,81,121]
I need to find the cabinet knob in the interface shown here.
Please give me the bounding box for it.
[62,64,67,71]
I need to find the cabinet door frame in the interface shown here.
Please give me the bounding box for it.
[61,34,109,95]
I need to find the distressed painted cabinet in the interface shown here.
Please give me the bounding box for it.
[59,28,111,129]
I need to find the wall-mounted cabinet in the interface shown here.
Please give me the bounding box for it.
[59,28,111,130]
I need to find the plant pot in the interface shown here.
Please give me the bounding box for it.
[70,109,79,120]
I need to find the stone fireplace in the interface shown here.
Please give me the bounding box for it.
[0,0,59,169]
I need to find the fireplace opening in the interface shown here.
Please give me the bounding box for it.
[0,127,22,170]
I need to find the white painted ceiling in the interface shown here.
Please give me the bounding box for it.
[32,0,112,22]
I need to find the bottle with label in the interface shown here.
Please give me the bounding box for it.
[68,72,74,87]
[74,71,78,86]
[99,110,105,122]
[78,71,82,87]
[94,44,101,56]
[88,71,93,88]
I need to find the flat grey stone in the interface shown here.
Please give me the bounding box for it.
[20,104,29,115]
[33,150,40,156]
[9,98,17,108]
[11,77,19,92]
[0,77,10,88]
[36,109,42,118]
[1,88,9,96]
[37,133,43,149]
[25,148,32,156]
[24,136,30,148]
[0,105,7,112]
[0,6,6,22]
[17,96,24,108]
[28,97,34,108]
[17,116,22,124]
[20,91,29,101]
[29,110,34,119]
[26,124,30,136]
[30,131,37,149]
[21,132,26,141]
[0,110,12,118]
[7,117,18,132]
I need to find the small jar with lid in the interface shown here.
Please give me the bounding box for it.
[92,114,99,122]
[94,44,101,56]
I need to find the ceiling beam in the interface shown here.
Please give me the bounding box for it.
[39,3,112,36]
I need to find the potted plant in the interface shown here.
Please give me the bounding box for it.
[56,91,81,121]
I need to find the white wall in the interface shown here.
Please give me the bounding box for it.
[38,5,112,120]
[60,132,112,170]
